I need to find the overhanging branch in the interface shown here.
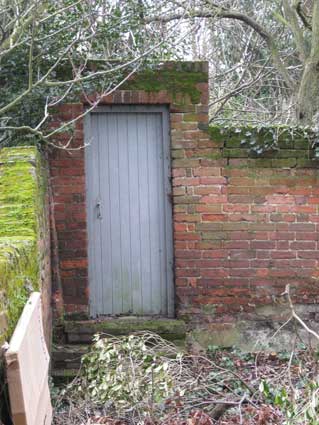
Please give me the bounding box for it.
[148,4,296,90]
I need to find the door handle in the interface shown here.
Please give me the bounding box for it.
[96,199,102,219]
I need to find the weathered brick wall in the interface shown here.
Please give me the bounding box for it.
[49,104,87,315]
[49,62,209,315]
[174,128,319,309]
[0,147,51,422]
[0,147,51,347]
[49,62,319,348]
[173,127,319,347]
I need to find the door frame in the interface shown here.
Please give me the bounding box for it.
[84,105,175,318]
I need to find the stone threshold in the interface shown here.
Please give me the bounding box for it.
[64,317,186,344]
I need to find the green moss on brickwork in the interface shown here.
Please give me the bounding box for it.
[208,125,318,165]
[0,148,39,237]
[0,147,45,344]
[123,66,207,104]
[0,242,39,340]
[65,318,187,341]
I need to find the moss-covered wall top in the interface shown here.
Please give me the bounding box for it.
[0,147,45,344]
[208,125,319,168]
[122,62,208,104]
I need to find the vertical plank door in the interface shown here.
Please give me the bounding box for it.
[85,106,174,317]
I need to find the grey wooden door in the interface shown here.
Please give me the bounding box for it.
[85,105,174,317]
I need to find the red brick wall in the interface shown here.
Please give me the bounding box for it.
[49,62,319,335]
[49,62,209,315]
[49,103,87,314]
[174,156,319,324]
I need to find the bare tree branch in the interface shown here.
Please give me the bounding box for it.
[283,0,307,61]
[147,3,296,90]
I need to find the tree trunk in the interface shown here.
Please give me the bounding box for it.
[296,60,319,125]
[297,1,319,126]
